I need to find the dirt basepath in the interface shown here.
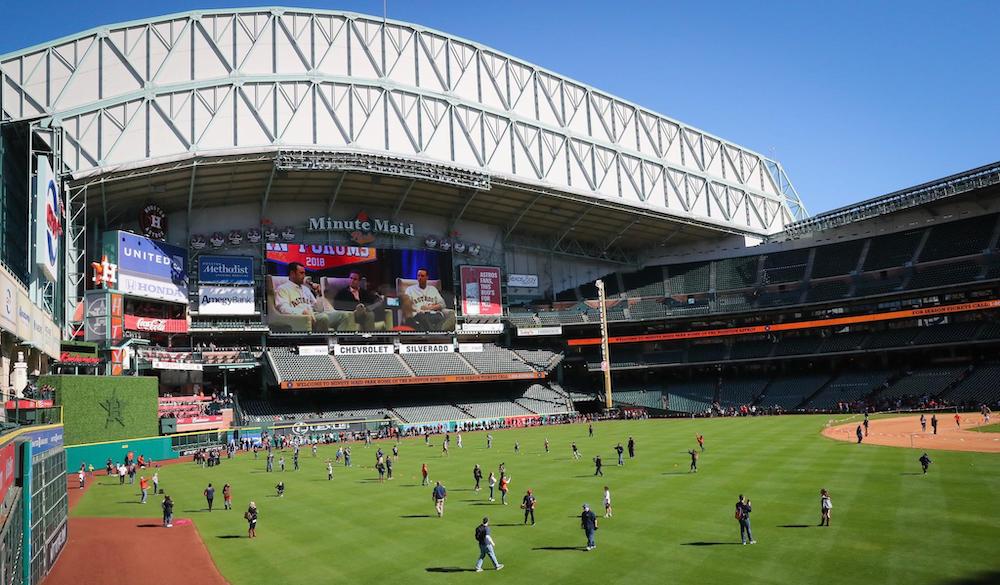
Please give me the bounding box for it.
[822,412,1000,453]
[43,517,228,585]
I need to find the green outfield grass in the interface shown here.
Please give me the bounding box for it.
[971,422,1000,433]
[71,416,1000,585]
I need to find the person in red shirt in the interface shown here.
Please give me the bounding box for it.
[421,463,429,486]
[139,476,149,504]
[954,413,961,429]
[499,475,511,505]
[696,434,705,452]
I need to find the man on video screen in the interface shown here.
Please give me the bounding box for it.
[333,271,384,331]
[403,267,453,331]
[274,261,340,332]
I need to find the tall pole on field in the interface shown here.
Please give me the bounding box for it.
[596,279,613,410]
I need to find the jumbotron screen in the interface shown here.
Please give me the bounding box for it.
[264,243,454,334]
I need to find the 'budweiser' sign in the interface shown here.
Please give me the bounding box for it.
[124,314,189,333]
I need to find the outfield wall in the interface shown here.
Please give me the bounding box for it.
[64,436,173,474]
[40,375,158,445]
[0,424,67,585]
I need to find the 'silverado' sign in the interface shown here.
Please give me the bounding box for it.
[198,256,254,284]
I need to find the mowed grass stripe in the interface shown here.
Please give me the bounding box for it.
[70,416,1000,585]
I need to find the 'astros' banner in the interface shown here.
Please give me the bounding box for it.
[568,299,1000,347]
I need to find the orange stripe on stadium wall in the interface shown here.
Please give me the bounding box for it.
[566,299,1000,347]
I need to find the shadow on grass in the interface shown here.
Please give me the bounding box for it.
[426,567,475,573]
[938,570,1000,584]
[495,523,521,527]
[116,501,143,504]
[778,525,811,528]
[662,471,690,476]
[900,472,924,476]
[533,546,585,552]
[681,542,740,546]
[470,502,495,506]
[400,514,432,518]
[216,535,242,539]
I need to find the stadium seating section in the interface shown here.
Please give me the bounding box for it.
[519,213,1000,328]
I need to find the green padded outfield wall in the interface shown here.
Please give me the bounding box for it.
[40,375,158,445]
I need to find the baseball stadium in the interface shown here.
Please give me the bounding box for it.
[0,6,997,585]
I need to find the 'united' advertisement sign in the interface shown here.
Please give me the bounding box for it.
[460,266,502,316]
[198,256,254,284]
[105,231,189,304]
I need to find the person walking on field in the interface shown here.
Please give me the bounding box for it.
[688,449,699,473]
[245,502,258,538]
[696,434,705,452]
[474,517,503,572]
[920,414,927,432]
[152,471,159,495]
[819,489,832,526]
[473,464,483,492]
[931,415,938,435]
[521,489,537,525]
[139,476,148,503]
[223,483,232,510]
[954,413,961,429]
[499,474,511,505]
[432,481,448,517]
[627,436,635,459]
[735,495,755,545]
[593,455,603,476]
[615,443,625,466]
[855,425,863,444]
[487,434,493,449]
[572,442,582,460]
[919,453,932,474]
[421,463,429,486]
[488,472,497,502]
[863,413,870,437]
[162,495,174,528]
[581,504,598,551]
[603,486,613,518]
[589,423,594,438]
[544,438,550,453]
[204,483,216,512]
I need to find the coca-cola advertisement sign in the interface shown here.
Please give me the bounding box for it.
[124,314,188,333]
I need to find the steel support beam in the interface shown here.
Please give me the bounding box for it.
[260,164,277,219]
[504,194,544,241]
[448,188,479,232]
[603,219,638,252]
[185,163,198,243]
[552,208,592,250]
[392,179,417,220]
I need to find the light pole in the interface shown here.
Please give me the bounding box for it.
[595,279,613,410]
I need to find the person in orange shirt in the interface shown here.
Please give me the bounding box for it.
[421,463,429,486]
[139,476,149,504]
[499,474,511,505]
[954,413,961,429]
[223,483,233,510]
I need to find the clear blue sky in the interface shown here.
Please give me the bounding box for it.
[2,1,998,214]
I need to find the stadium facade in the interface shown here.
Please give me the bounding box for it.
[1,7,999,450]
